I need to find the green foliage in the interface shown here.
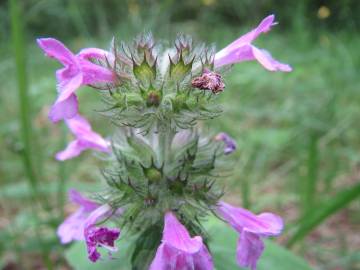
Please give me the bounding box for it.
[288,181,360,247]
[1,0,360,42]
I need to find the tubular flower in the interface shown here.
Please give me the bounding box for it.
[56,114,110,161]
[217,201,284,270]
[83,204,121,262]
[149,212,214,270]
[57,189,99,244]
[215,132,237,154]
[37,38,115,122]
[214,15,292,72]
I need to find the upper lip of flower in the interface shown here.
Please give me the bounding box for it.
[214,14,292,72]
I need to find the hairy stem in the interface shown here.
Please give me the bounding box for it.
[157,124,175,166]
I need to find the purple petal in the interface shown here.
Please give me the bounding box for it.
[49,93,79,123]
[85,227,120,262]
[217,201,283,236]
[217,201,283,270]
[77,48,112,60]
[84,204,113,229]
[252,47,292,72]
[193,246,215,270]
[226,15,276,49]
[55,140,84,161]
[215,15,275,61]
[57,208,88,244]
[214,15,292,72]
[56,115,110,160]
[39,39,82,122]
[80,133,110,153]
[67,115,110,151]
[66,114,92,135]
[149,244,167,270]
[215,132,237,154]
[237,231,264,270]
[38,38,115,124]
[80,60,115,85]
[149,243,213,270]
[163,212,203,253]
[56,66,80,86]
[57,190,99,244]
[69,189,99,211]
[56,73,83,104]
[37,38,76,66]
[77,48,116,66]
[150,212,214,270]
[83,204,121,262]
[214,44,254,67]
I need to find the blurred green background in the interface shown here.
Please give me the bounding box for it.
[1,0,360,269]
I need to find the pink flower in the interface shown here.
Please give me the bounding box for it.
[149,212,214,270]
[83,204,121,262]
[58,189,121,262]
[217,201,284,270]
[215,132,237,154]
[214,15,292,72]
[56,114,110,161]
[37,38,115,122]
[57,189,99,244]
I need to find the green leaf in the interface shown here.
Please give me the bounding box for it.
[204,217,313,270]
[288,181,360,247]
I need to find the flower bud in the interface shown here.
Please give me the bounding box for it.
[145,167,162,183]
[172,93,188,112]
[133,54,157,86]
[169,52,194,81]
[144,88,162,107]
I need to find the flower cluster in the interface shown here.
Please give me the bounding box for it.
[39,15,291,270]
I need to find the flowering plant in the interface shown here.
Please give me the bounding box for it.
[38,15,291,270]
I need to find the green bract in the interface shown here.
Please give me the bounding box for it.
[98,34,223,133]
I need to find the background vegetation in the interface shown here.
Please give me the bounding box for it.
[1,0,359,269]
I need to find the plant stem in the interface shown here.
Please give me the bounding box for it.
[10,0,37,194]
[157,124,175,166]
[303,133,319,215]
[10,1,53,268]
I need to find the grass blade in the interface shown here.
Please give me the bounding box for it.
[302,134,319,215]
[10,0,37,191]
[288,181,360,247]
